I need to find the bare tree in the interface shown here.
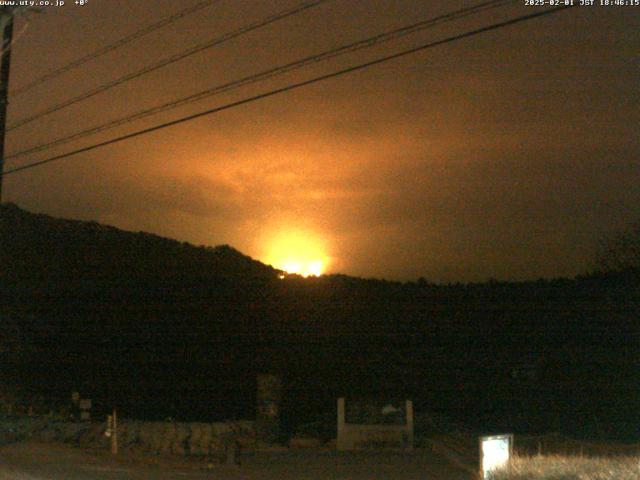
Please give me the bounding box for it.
[595,221,640,272]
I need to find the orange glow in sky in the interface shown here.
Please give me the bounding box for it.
[262,229,329,277]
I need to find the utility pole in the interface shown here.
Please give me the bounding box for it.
[0,8,15,204]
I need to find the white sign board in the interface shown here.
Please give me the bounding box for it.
[480,434,513,479]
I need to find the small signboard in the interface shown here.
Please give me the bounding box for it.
[337,398,414,450]
[480,434,513,479]
[345,399,407,425]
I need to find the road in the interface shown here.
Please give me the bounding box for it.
[0,442,475,479]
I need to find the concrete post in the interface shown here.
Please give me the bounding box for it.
[111,409,118,454]
[337,397,346,450]
[405,400,414,449]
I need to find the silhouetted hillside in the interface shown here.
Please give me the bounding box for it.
[1,202,276,285]
[1,204,638,441]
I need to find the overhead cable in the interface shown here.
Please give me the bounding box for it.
[10,0,223,97]
[6,0,514,161]
[1,5,576,178]
[7,0,328,131]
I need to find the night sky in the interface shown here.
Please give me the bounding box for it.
[3,0,639,282]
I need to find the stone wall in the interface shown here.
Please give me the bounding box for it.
[0,417,255,455]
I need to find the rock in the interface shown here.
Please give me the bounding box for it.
[289,436,324,449]
[35,427,61,443]
[61,422,87,443]
[138,422,166,453]
[0,422,21,445]
[171,423,190,455]
[160,422,176,454]
[188,423,212,456]
[77,422,108,447]
[117,420,141,448]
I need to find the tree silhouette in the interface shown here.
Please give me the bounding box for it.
[595,221,640,272]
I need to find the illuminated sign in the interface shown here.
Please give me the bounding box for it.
[480,434,513,479]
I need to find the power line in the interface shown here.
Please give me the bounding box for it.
[1,5,575,178]
[10,0,222,97]
[7,0,328,131]
[6,0,514,162]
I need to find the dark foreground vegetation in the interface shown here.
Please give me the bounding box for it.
[493,455,640,480]
[1,203,638,441]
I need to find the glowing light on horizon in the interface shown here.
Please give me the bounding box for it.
[280,259,324,277]
[262,228,329,278]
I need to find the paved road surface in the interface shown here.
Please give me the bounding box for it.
[0,442,475,479]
